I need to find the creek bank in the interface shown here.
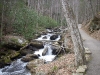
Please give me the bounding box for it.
[0,35,28,68]
[82,14,100,40]
[0,49,20,68]
[26,54,75,75]
[0,26,71,75]
[25,27,74,75]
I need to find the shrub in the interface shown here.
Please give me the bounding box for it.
[8,0,58,40]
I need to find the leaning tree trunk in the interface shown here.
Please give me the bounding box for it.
[61,0,86,67]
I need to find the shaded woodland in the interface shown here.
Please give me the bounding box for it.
[0,0,100,75]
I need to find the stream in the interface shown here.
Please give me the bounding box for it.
[0,29,61,75]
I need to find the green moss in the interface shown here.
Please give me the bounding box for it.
[10,51,20,58]
[4,57,11,63]
[5,50,20,58]
[0,50,20,65]
[7,0,59,40]
[52,66,58,72]
[1,56,11,64]
[11,38,18,43]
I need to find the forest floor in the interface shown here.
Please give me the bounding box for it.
[82,24,100,41]
[79,24,100,75]
[34,54,75,75]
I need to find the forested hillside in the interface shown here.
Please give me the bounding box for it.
[0,0,100,40]
[0,0,67,41]
[0,0,100,75]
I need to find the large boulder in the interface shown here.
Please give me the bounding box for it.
[30,41,44,49]
[21,54,39,62]
[0,50,20,68]
[51,45,60,55]
[19,49,34,56]
[26,59,45,75]
[26,45,38,51]
[26,59,45,70]
[2,35,28,50]
[50,35,58,40]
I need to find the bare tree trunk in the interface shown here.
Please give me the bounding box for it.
[0,0,5,43]
[27,0,30,8]
[61,0,86,67]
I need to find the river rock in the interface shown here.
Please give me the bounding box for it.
[53,27,61,32]
[50,35,58,40]
[30,41,44,49]
[26,59,45,70]
[42,36,47,39]
[20,49,34,56]
[0,50,20,68]
[2,35,28,50]
[21,56,33,62]
[26,45,38,51]
[42,47,48,56]
[21,54,39,62]
[41,31,47,35]
[51,46,60,55]
[34,33,41,39]
[52,42,59,45]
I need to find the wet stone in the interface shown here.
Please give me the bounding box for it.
[50,35,58,40]
[42,47,48,56]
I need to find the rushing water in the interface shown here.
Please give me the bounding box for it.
[0,59,31,75]
[0,29,60,75]
[34,44,56,62]
[35,33,60,62]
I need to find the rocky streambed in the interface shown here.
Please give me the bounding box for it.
[0,28,68,75]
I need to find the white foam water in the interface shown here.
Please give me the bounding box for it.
[46,29,52,32]
[55,35,60,41]
[0,29,61,75]
[0,59,31,75]
[34,32,61,62]
[39,55,56,62]
[34,44,56,62]
[35,33,53,41]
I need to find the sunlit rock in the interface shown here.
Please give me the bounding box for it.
[21,54,39,62]
[2,35,28,50]
[26,59,45,70]
[42,47,48,56]
[20,49,34,56]
[30,41,44,49]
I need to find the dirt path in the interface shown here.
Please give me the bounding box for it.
[78,24,100,75]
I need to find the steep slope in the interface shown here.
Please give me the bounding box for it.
[82,14,100,40]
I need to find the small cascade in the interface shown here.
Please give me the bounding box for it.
[34,29,60,62]
[0,29,61,75]
[47,46,52,55]
[34,44,56,62]
[35,33,53,41]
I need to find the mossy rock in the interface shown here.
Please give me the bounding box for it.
[2,35,28,50]
[0,49,20,68]
[9,51,20,59]
[0,56,11,64]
